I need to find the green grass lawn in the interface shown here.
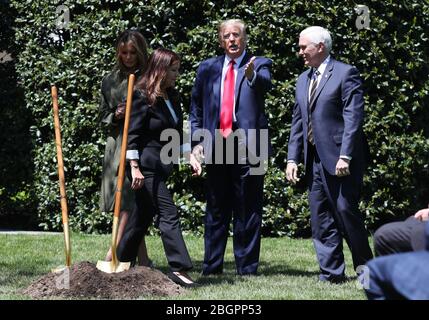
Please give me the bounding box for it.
[0,233,368,300]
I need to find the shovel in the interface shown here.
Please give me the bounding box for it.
[96,74,135,273]
[51,85,71,272]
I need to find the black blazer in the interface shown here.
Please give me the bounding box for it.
[127,89,183,176]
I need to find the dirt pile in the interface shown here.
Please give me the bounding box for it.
[24,261,185,299]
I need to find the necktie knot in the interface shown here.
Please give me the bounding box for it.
[230,60,235,66]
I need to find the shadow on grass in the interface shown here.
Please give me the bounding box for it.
[157,260,322,287]
[0,259,54,287]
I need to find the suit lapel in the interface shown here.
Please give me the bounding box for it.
[163,98,182,127]
[303,70,312,109]
[171,99,182,125]
[235,53,250,104]
[212,56,223,113]
[157,99,173,126]
[310,59,334,112]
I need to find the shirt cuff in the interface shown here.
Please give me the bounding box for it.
[340,155,352,161]
[287,160,297,164]
[126,150,139,160]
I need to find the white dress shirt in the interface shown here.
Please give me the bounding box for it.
[220,50,256,122]
[308,55,330,102]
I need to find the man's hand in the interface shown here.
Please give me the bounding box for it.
[335,158,350,177]
[244,56,256,80]
[190,145,204,176]
[114,102,126,120]
[286,162,299,184]
[414,208,429,221]
[190,153,202,176]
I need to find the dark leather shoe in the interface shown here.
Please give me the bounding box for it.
[167,271,199,288]
[320,275,348,284]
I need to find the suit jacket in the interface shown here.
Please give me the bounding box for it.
[287,58,368,176]
[127,89,183,176]
[190,52,273,161]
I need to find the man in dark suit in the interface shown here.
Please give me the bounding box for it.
[189,19,272,275]
[286,26,373,282]
[365,221,429,299]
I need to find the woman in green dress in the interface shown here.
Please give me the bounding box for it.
[99,29,151,266]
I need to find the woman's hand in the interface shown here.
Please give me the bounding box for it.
[114,102,126,120]
[130,162,144,189]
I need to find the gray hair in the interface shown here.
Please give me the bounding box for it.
[300,26,332,52]
[218,19,248,42]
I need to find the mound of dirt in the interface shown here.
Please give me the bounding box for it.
[23,261,185,299]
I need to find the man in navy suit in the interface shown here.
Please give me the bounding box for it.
[365,221,429,299]
[286,26,373,282]
[189,19,272,275]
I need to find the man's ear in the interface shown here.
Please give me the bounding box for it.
[219,39,226,49]
[318,42,325,53]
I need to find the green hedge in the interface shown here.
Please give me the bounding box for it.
[0,1,36,229]
[5,0,429,236]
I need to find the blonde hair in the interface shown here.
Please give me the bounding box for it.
[218,19,248,43]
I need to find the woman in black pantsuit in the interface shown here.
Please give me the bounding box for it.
[117,48,196,287]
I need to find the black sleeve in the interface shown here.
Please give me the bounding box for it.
[127,90,149,152]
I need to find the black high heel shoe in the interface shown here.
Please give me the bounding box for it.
[167,271,199,288]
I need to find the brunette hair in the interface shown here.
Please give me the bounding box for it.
[115,29,149,73]
[136,48,180,106]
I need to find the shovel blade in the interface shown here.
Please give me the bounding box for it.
[96,260,130,273]
[51,265,70,274]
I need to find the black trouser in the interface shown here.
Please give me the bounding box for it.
[117,171,193,272]
[374,216,426,256]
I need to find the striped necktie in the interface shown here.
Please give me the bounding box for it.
[307,69,320,145]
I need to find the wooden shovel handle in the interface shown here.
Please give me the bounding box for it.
[51,86,69,225]
[113,74,135,219]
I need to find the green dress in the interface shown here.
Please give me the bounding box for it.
[99,68,138,213]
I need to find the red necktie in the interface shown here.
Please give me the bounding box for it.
[220,60,235,138]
